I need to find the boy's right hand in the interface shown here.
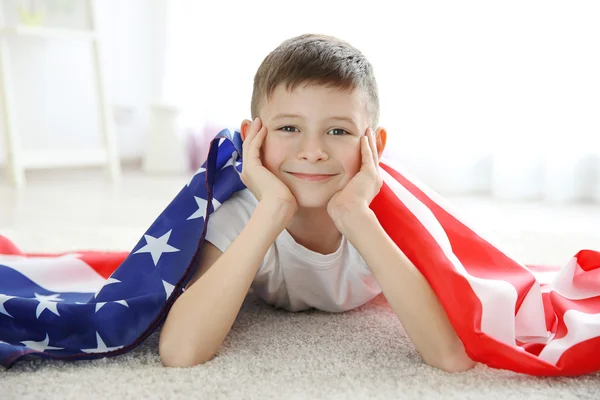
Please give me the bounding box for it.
[241,117,298,217]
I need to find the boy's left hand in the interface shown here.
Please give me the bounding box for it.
[327,128,382,224]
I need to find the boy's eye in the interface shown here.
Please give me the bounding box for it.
[279,126,299,133]
[278,126,349,135]
[328,128,349,136]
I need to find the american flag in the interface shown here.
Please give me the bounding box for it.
[1,129,599,375]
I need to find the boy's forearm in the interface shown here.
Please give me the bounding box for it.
[160,199,292,367]
[335,207,475,372]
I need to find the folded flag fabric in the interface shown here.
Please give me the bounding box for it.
[1,129,599,375]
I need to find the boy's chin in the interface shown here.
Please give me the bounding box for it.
[292,192,333,210]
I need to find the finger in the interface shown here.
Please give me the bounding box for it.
[243,117,262,146]
[248,117,262,142]
[361,129,374,167]
[367,128,379,167]
[254,117,263,136]
[360,135,372,168]
[249,127,268,161]
[242,118,262,157]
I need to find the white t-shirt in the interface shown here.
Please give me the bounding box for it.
[204,189,382,313]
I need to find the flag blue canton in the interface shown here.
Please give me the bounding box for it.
[0,129,246,369]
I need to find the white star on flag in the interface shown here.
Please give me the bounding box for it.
[187,166,206,187]
[133,230,180,266]
[95,300,129,313]
[21,333,63,352]
[223,150,242,173]
[187,196,222,220]
[34,293,63,318]
[81,332,123,354]
[94,277,122,298]
[163,280,175,299]
[0,294,15,318]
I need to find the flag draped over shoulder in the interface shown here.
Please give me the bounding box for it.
[1,129,599,375]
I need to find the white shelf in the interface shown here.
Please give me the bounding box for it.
[0,25,96,40]
[0,0,121,187]
[22,148,108,169]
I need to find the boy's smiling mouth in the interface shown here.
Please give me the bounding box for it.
[286,172,338,182]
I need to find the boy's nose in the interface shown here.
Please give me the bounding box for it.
[297,136,329,162]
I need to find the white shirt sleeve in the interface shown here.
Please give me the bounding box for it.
[203,189,257,252]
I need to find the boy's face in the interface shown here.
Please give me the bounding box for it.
[242,84,385,209]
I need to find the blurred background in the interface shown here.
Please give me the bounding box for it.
[0,0,598,202]
[0,0,599,261]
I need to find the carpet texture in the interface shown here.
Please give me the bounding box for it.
[4,288,600,400]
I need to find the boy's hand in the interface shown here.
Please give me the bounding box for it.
[327,128,382,223]
[241,117,298,215]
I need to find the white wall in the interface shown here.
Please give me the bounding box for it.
[0,0,159,166]
[161,0,600,201]
[1,1,598,202]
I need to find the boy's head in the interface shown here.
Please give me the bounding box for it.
[241,34,387,209]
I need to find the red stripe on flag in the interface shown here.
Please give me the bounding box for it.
[0,235,22,255]
[576,250,600,272]
[0,235,127,280]
[554,336,600,375]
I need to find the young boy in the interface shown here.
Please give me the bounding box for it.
[158,34,475,373]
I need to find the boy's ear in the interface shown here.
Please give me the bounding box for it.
[374,127,387,158]
[240,119,252,141]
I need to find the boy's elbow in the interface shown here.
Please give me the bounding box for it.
[158,334,216,368]
[159,346,216,368]
[429,353,476,373]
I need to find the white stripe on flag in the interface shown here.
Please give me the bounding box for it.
[538,310,600,364]
[551,257,600,300]
[514,282,552,338]
[0,254,105,293]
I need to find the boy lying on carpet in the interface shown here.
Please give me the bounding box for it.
[158,33,476,372]
[1,32,597,375]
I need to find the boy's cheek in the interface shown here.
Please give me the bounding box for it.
[261,150,281,175]
[346,146,363,175]
[262,139,284,168]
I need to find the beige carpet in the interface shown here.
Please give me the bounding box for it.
[2,169,600,400]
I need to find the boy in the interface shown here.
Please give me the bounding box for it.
[158,34,475,373]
